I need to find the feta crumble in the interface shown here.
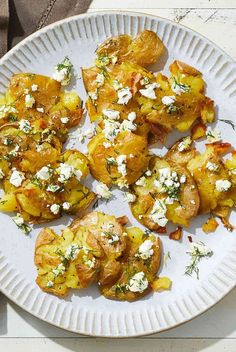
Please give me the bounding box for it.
[117,155,127,177]
[215,179,231,192]
[57,163,74,183]
[149,199,168,227]
[137,240,154,260]
[61,117,69,124]
[162,95,176,105]
[0,105,18,119]
[52,263,66,277]
[50,204,60,215]
[62,202,70,210]
[96,183,112,199]
[129,272,149,293]
[53,57,73,86]
[31,84,38,92]
[120,119,137,132]
[19,119,31,134]
[127,111,136,121]
[95,72,105,86]
[117,87,132,105]
[103,109,120,120]
[103,119,120,142]
[36,107,44,113]
[206,161,219,172]
[36,166,52,180]
[9,169,25,187]
[12,213,31,234]
[139,82,160,100]
[25,94,35,108]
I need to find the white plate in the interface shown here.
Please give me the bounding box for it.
[1,11,236,338]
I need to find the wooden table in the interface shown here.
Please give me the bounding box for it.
[1,1,236,350]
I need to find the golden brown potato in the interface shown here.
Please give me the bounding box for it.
[96,30,164,67]
[187,143,233,214]
[88,131,150,186]
[100,227,162,301]
[35,212,163,301]
[130,156,200,231]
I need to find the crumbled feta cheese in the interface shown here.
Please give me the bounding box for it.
[36,107,44,113]
[206,128,221,143]
[74,169,82,181]
[117,155,127,176]
[84,257,96,268]
[95,73,105,86]
[129,272,149,293]
[103,119,120,142]
[96,183,112,199]
[215,179,231,192]
[65,243,80,260]
[162,95,176,105]
[137,239,154,260]
[206,161,219,172]
[53,57,73,86]
[57,163,74,183]
[88,91,98,100]
[189,241,213,257]
[127,112,137,121]
[46,184,60,192]
[52,263,65,277]
[103,109,120,120]
[25,94,35,108]
[103,142,111,148]
[149,199,168,227]
[50,203,60,215]
[36,166,51,180]
[154,168,180,201]
[62,202,70,210]
[178,136,192,152]
[117,87,132,105]
[139,83,160,100]
[180,175,186,183]
[0,168,5,179]
[145,170,152,177]
[9,169,25,187]
[46,281,54,288]
[124,192,136,203]
[135,176,146,186]
[112,79,123,90]
[31,84,38,92]
[84,128,95,139]
[120,119,137,132]
[190,200,196,205]
[19,119,31,134]
[61,117,69,124]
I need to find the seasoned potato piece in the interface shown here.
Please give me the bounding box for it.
[100,227,162,301]
[96,30,164,66]
[187,143,233,214]
[202,217,219,233]
[35,227,100,296]
[130,156,199,231]
[152,277,172,292]
[88,131,150,186]
[165,137,196,166]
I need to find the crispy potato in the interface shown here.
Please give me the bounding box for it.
[88,131,150,186]
[100,227,162,301]
[130,156,200,230]
[96,30,164,66]
[191,122,206,140]
[187,143,234,214]
[151,277,172,292]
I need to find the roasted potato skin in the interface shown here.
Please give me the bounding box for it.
[96,30,164,66]
[88,131,150,186]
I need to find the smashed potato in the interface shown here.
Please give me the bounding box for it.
[88,131,150,186]
[130,156,199,231]
[35,211,162,301]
